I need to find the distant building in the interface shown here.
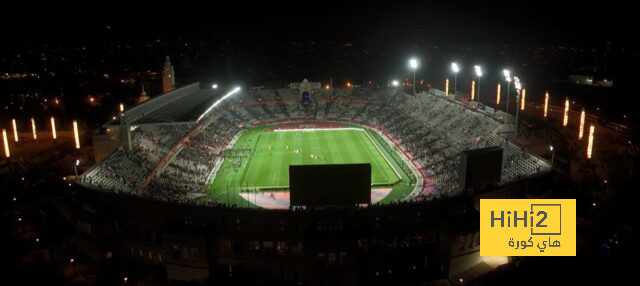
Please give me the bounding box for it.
[162,56,176,93]
[569,75,613,87]
[595,79,613,87]
[137,85,149,104]
[569,75,594,86]
[289,78,321,90]
[290,79,321,103]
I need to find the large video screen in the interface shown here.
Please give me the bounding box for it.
[458,147,503,190]
[289,163,371,206]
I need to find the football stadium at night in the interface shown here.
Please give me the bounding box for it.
[1,2,635,285]
[64,76,555,283]
[79,80,550,208]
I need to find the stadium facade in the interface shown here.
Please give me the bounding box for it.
[66,80,552,285]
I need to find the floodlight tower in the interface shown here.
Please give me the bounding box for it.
[409,58,419,95]
[474,65,482,103]
[513,76,522,140]
[503,69,511,113]
[451,62,460,96]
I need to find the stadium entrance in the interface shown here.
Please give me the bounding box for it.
[290,78,320,104]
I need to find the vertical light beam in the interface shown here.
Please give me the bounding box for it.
[543,91,549,118]
[445,78,449,95]
[496,83,501,105]
[2,129,9,158]
[563,98,570,127]
[73,120,80,149]
[31,118,37,140]
[579,109,586,139]
[520,88,526,110]
[11,119,18,142]
[50,117,57,140]
[470,80,475,101]
[587,124,595,159]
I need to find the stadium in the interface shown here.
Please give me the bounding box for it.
[80,80,549,207]
[70,79,552,284]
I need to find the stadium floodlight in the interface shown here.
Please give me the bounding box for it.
[212,84,218,89]
[451,62,460,95]
[451,62,460,73]
[474,65,483,103]
[409,58,419,95]
[513,77,522,139]
[409,58,419,69]
[391,80,399,87]
[513,76,521,91]
[503,69,512,114]
[197,86,242,122]
[474,65,482,77]
[503,69,510,79]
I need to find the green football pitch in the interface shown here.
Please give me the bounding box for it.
[205,125,415,206]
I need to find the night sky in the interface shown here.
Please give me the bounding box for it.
[1,1,632,47]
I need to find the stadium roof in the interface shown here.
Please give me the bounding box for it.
[117,83,226,125]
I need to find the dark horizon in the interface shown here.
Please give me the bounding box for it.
[1,1,633,47]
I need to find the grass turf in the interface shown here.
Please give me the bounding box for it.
[205,125,414,206]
